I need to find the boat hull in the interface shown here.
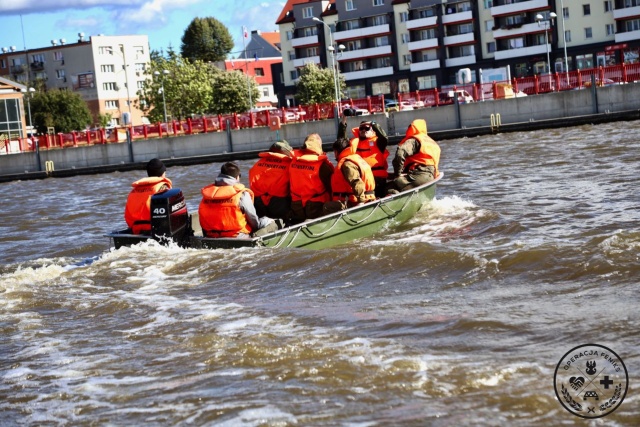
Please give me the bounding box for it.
[106,174,441,250]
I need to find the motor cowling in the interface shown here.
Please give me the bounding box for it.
[150,188,191,246]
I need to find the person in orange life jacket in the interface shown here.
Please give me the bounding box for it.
[388,119,441,194]
[249,140,293,223]
[124,158,172,234]
[199,162,279,238]
[337,114,389,198]
[323,137,376,215]
[289,133,334,223]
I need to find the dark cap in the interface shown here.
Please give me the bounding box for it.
[332,137,351,154]
[269,140,293,157]
[146,158,166,177]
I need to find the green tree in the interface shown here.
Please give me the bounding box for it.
[30,89,92,134]
[98,113,113,128]
[137,55,218,121]
[181,17,234,63]
[210,70,260,114]
[295,63,345,105]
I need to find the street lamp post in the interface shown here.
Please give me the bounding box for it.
[153,69,170,123]
[313,17,344,116]
[559,0,570,85]
[536,12,557,74]
[21,87,40,170]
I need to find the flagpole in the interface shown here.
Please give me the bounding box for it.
[242,27,253,109]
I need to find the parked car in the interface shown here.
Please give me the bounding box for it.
[385,101,414,112]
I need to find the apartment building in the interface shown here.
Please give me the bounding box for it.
[275,0,640,103]
[224,30,283,108]
[0,34,151,127]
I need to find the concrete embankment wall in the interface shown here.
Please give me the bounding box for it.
[2,83,640,180]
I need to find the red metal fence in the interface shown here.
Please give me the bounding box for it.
[5,63,639,154]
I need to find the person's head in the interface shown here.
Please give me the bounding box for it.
[332,137,351,160]
[269,140,293,157]
[358,121,375,139]
[146,158,166,177]
[220,161,241,179]
[405,119,427,138]
[302,133,323,155]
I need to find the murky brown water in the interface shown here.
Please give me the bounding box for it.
[1,120,639,426]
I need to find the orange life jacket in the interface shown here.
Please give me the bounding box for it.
[331,152,376,204]
[199,183,254,238]
[349,128,390,179]
[289,150,331,206]
[398,119,441,176]
[124,176,172,234]
[248,151,291,206]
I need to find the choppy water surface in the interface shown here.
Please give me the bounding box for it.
[1,121,639,426]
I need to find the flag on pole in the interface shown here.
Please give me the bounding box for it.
[254,53,258,61]
[243,26,248,38]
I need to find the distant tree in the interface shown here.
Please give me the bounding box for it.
[295,63,344,105]
[98,113,113,128]
[181,17,234,63]
[30,89,92,134]
[209,70,260,114]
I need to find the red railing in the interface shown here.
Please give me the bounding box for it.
[6,63,639,154]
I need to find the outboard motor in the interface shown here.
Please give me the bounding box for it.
[150,188,192,246]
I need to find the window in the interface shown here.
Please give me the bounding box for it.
[286,30,293,41]
[565,30,572,43]
[345,40,361,50]
[625,19,640,32]
[418,8,435,18]
[576,54,593,70]
[346,0,355,11]
[371,81,390,95]
[583,4,590,15]
[419,28,436,40]
[402,33,410,44]
[373,15,387,25]
[31,53,45,63]
[101,64,115,73]
[288,51,295,60]
[563,7,569,19]
[137,81,145,89]
[509,38,524,49]
[485,20,494,32]
[403,54,411,65]
[105,100,119,109]
[134,46,144,58]
[56,69,65,79]
[99,46,113,55]
[604,1,613,12]
[290,70,299,80]
[343,19,360,30]
[262,87,269,97]
[374,36,389,47]
[0,59,5,68]
[487,41,496,53]
[585,27,593,38]
[400,12,408,22]
[606,23,615,36]
[255,68,265,76]
[417,75,437,90]
[302,7,313,19]
[303,26,317,37]
[373,0,384,6]
[103,82,117,90]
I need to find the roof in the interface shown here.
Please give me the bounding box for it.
[237,30,282,60]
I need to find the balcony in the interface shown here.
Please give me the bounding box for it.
[408,38,438,51]
[30,61,45,71]
[10,64,26,74]
[445,55,476,68]
[491,0,549,17]
[338,45,392,61]
[341,66,394,81]
[493,22,540,39]
[292,56,320,68]
[494,43,548,60]
[291,34,318,48]
[616,29,640,43]
[410,59,440,72]
[442,10,473,25]
[443,32,475,46]
[613,6,640,20]
[406,16,438,30]
[334,24,390,42]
